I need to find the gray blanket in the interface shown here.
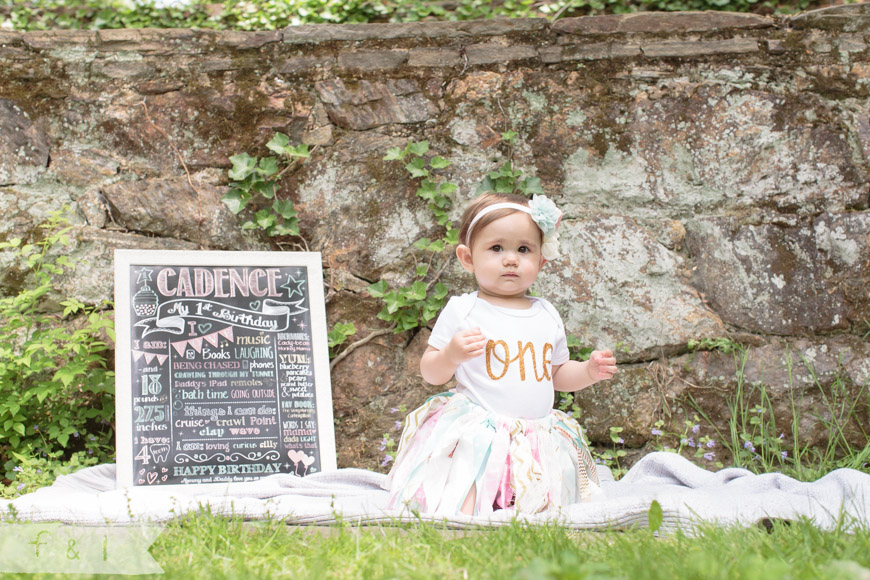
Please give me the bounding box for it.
[3,453,868,533]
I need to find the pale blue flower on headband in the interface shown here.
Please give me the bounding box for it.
[528,195,562,260]
[527,195,562,236]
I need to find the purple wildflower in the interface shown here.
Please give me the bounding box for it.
[17,484,25,491]
[395,421,402,431]
[381,454,393,467]
[389,408,399,414]
[687,437,696,448]
[780,451,788,460]
[706,439,716,448]
[651,428,663,436]
[744,441,755,452]
[703,452,715,461]
[13,466,22,472]
[692,424,700,434]
[617,437,624,444]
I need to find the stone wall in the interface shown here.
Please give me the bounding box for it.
[1,5,868,470]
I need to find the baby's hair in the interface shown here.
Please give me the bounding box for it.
[459,193,535,247]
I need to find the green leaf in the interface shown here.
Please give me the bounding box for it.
[367,280,390,298]
[439,182,458,195]
[228,153,257,181]
[383,147,406,161]
[405,157,428,178]
[474,176,496,196]
[648,500,663,533]
[415,264,429,277]
[407,141,429,156]
[269,221,300,237]
[406,280,427,301]
[254,209,277,230]
[285,144,310,158]
[413,238,432,250]
[252,179,277,199]
[416,179,438,200]
[519,176,545,195]
[266,132,291,155]
[220,188,248,214]
[432,282,449,300]
[429,156,450,169]
[258,156,280,177]
[272,199,297,220]
[328,322,357,348]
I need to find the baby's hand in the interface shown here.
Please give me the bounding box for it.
[587,349,617,382]
[444,327,487,365]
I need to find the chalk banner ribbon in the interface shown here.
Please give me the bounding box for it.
[136,298,308,336]
[0,524,163,574]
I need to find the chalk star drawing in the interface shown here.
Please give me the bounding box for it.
[280,275,306,299]
[136,268,154,285]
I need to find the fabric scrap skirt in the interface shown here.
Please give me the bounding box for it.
[385,392,602,516]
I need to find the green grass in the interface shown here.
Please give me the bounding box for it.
[5,512,870,579]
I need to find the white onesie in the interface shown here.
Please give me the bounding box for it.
[427,291,570,419]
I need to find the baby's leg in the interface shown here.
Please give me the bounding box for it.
[460,483,477,515]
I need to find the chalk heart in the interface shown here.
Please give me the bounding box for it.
[162,467,168,473]
[249,300,261,310]
[138,479,145,485]
[197,323,213,334]
[161,475,168,482]
[139,468,146,476]
[147,472,158,485]
[301,454,315,468]
[287,450,303,463]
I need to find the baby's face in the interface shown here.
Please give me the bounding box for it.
[466,211,544,304]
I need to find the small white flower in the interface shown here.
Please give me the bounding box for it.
[541,232,560,260]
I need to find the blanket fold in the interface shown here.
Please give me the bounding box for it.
[2,453,867,532]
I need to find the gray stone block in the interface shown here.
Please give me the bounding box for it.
[282,18,548,44]
[641,37,760,58]
[408,48,461,68]
[553,12,773,35]
[464,44,538,65]
[337,50,408,71]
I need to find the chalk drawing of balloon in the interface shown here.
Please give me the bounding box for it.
[300,452,316,476]
[287,450,316,476]
[287,450,303,475]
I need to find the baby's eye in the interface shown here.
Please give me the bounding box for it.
[490,245,502,252]
[518,246,530,254]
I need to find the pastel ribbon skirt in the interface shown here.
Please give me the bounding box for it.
[386,392,602,516]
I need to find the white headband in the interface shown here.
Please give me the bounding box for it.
[464,195,563,260]
[464,203,531,245]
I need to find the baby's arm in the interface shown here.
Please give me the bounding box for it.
[552,349,617,392]
[420,328,487,385]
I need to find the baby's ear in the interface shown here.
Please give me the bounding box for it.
[456,244,475,274]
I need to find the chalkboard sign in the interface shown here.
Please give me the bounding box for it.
[114,250,336,488]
